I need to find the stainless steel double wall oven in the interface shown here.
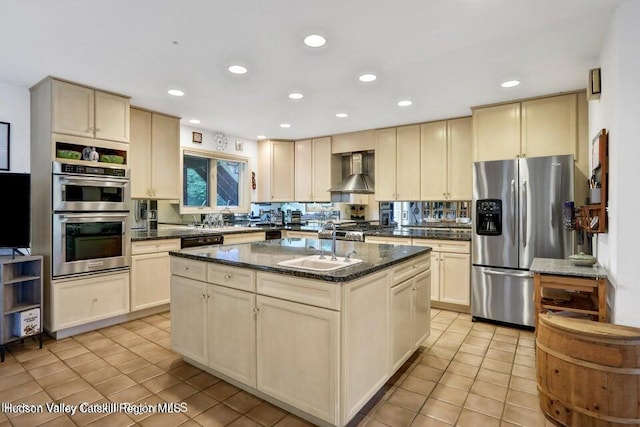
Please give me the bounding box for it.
[52,162,131,277]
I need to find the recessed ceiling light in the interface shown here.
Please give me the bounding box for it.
[304,34,326,48]
[501,80,520,88]
[228,65,248,74]
[280,123,291,128]
[189,119,201,124]
[336,113,348,118]
[288,93,304,100]
[359,73,377,83]
[167,89,184,96]
[397,100,413,107]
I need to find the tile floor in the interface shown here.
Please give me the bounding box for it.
[0,309,552,427]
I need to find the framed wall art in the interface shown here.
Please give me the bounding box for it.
[0,122,9,171]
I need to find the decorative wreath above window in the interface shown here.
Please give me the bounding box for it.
[214,132,228,151]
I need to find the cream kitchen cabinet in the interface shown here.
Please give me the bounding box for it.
[170,275,208,365]
[129,108,180,199]
[473,92,580,162]
[282,230,318,239]
[420,117,472,201]
[413,239,470,308]
[51,79,130,143]
[364,236,411,246]
[223,232,266,245]
[295,137,339,202]
[374,126,420,201]
[258,139,295,202]
[130,239,180,312]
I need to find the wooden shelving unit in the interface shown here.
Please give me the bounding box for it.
[0,255,44,362]
[577,129,608,233]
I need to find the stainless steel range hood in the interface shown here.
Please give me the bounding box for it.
[329,152,375,194]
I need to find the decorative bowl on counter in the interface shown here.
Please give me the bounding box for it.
[56,149,81,160]
[569,252,597,266]
[99,154,124,164]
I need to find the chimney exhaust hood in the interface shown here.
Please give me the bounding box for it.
[329,152,375,194]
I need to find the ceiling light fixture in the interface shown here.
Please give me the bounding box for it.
[336,113,348,118]
[280,123,291,128]
[288,93,304,100]
[167,89,184,96]
[397,100,413,107]
[189,119,201,124]
[257,135,266,140]
[228,65,248,74]
[304,34,326,48]
[501,80,520,88]
[359,73,377,83]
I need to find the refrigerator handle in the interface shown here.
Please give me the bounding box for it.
[522,179,527,247]
[510,179,516,246]
[483,269,533,278]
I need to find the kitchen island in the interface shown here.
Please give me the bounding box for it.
[169,238,431,427]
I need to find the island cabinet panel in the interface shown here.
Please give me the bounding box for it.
[170,276,207,365]
[208,285,256,387]
[413,270,431,348]
[257,272,340,310]
[390,279,414,371]
[256,294,340,424]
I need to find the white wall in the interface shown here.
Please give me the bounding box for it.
[0,80,30,172]
[589,0,640,326]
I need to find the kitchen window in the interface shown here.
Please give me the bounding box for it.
[181,149,250,213]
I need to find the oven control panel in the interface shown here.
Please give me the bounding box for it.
[54,162,129,178]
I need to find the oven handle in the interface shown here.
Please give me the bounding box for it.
[57,212,130,221]
[57,176,130,186]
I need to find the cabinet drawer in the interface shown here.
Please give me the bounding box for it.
[257,272,340,311]
[207,264,256,292]
[392,255,430,286]
[132,238,181,255]
[413,239,470,254]
[365,236,411,246]
[224,232,266,245]
[51,271,129,331]
[171,257,207,282]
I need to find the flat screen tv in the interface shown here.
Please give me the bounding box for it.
[0,173,30,248]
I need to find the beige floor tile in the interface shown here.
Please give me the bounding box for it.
[470,380,508,402]
[464,393,505,419]
[10,408,62,427]
[92,343,128,358]
[445,361,479,378]
[387,388,428,412]
[128,364,165,383]
[12,348,52,363]
[45,338,81,353]
[495,327,520,337]
[54,345,90,361]
[93,374,137,397]
[442,331,467,343]
[492,334,518,344]
[107,384,152,403]
[155,355,185,372]
[141,348,176,364]
[410,364,444,382]
[518,338,535,348]
[502,403,547,426]
[73,359,109,376]
[81,365,121,385]
[2,382,46,405]
[102,350,140,366]
[67,398,111,426]
[515,346,535,358]
[183,392,220,418]
[456,408,500,427]
[273,414,316,426]
[506,389,540,411]
[85,412,136,427]
[45,377,91,400]
[508,376,538,395]
[489,340,516,353]
[98,324,129,337]
[468,329,494,339]
[169,363,202,380]
[115,356,151,374]
[203,380,241,401]
[453,352,484,367]
[400,375,437,396]
[458,343,487,357]
[514,354,535,368]
[37,415,77,427]
[481,357,513,375]
[476,368,511,387]
[438,372,474,391]
[139,412,189,427]
[122,319,150,331]
[73,331,103,343]
[429,384,468,407]
[485,348,515,363]
[195,402,243,427]
[511,364,536,380]
[127,395,164,423]
[21,352,60,370]
[130,341,164,357]
[0,371,35,392]
[464,336,491,347]
[83,337,115,351]
[0,359,26,377]
[186,371,221,390]
[419,355,450,370]
[372,401,416,427]
[434,339,462,351]
[228,415,263,427]
[63,351,100,367]
[156,381,199,402]
[224,390,264,414]
[428,346,457,360]
[58,387,103,406]
[141,372,181,393]
[419,398,461,424]
[410,414,452,426]
[111,332,149,347]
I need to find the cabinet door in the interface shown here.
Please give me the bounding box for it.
[390,279,413,371]
[271,141,295,201]
[208,284,257,386]
[131,252,171,311]
[129,108,152,198]
[440,252,471,306]
[256,295,339,424]
[52,80,94,138]
[170,276,207,364]
[374,128,397,200]
[447,117,473,200]
[312,137,333,202]
[151,114,180,199]
[473,103,521,161]
[94,91,130,142]
[294,139,312,202]
[430,251,441,301]
[521,93,577,158]
[396,125,421,200]
[420,121,448,200]
[413,270,431,348]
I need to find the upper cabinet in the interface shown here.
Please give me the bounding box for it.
[473,93,579,162]
[375,126,420,201]
[258,140,295,202]
[52,79,130,143]
[295,137,339,202]
[420,117,472,201]
[331,130,375,154]
[129,107,180,199]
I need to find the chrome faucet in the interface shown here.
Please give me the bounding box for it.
[322,221,338,261]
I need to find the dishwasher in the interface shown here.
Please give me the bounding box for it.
[180,234,224,249]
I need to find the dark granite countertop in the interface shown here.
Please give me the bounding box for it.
[530,257,608,279]
[364,228,471,241]
[169,238,430,283]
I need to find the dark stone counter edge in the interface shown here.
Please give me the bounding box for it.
[169,247,432,283]
[530,268,608,279]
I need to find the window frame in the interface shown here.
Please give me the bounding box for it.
[180,147,251,214]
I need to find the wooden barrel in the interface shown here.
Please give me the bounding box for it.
[537,314,640,426]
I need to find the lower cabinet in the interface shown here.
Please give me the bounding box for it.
[131,239,180,311]
[256,295,339,423]
[170,276,207,365]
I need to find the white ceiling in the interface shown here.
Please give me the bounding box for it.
[0,0,623,140]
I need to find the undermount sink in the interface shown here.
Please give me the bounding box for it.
[277,255,363,272]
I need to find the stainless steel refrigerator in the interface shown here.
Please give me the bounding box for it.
[472,155,574,327]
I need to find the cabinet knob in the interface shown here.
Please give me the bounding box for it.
[253,307,259,313]
[92,298,98,302]
[185,266,189,270]
[96,128,101,132]
[224,275,231,279]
